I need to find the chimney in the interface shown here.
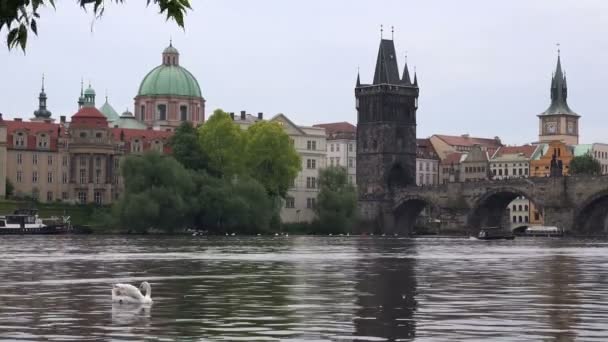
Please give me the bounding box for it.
[14,118,22,122]
[257,112,263,120]
[230,112,235,120]
[60,115,66,123]
[240,110,246,120]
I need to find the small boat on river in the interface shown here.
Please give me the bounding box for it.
[0,209,70,235]
[524,225,563,237]
[477,227,515,240]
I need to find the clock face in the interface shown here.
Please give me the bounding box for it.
[567,122,575,134]
[545,121,557,134]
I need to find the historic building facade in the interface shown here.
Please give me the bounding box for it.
[2,89,171,204]
[313,122,357,184]
[134,43,205,130]
[415,138,439,186]
[537,52,580,145]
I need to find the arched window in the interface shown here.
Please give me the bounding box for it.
[524,205,529,211]
[518,216,523,223]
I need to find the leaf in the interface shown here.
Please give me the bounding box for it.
[7,28,19,49]
[30,19,37,35]
[18,23,27,51]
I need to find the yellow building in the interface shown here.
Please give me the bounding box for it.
[530,141,573,177]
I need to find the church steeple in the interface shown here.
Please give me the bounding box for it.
[541,50,577,116]
[401,55,411,85]
[33,74,52,119]
[78,79,85,109]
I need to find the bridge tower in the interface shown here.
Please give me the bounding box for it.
[355,36,419,232]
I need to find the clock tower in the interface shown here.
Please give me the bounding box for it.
[538,51,580,145]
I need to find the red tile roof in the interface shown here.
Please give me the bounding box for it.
[442,152,464,165]
[313,122,356,134]
[416,138,439,159]
[4,120,63,150]
[72,107,107,119]
[434,134,502,149]
[493,145,537,159]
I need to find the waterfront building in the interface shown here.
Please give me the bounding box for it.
[232,111,327,223]
[490,145,540,229]
[2,88,171,204]
[460,145,490,182]
[415,138,439,186]
[530,141,573,177]
[537,52,580,145]
[313,122,356,184]
[134,43,205,130]
[430,134,502,183]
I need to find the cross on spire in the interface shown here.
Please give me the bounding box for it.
[556,42,561,56]
[391,26,394,40]
[380,24,383,39]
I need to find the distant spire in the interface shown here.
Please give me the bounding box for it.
[391,26,394,40]
[34,74,51,119]
[413,67,418,87]
[402,54,411,85]
[170,36,173,47]
[356,67,361,87]
[541,48,577,116]
[41,73,45,92]
[105,89,108,102]
[80,78,84,96]
[380,25,383,39]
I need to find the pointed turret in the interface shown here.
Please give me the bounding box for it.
[33,74,52,119]
[401,58,411,85]
[373,39,400,85]
[77,79,85,109]
[540,51,577,116]
[413,71,418,87]
[356,71,361,87]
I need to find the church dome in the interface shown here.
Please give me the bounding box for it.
[137,44,202,98]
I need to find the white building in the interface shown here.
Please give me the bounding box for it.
[313,122,356,185]
[416,138,439,186]
[232,111,326,223]
[489,145,540,230]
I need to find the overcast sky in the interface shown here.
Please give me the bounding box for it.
[1,1,607,144]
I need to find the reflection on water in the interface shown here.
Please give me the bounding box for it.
[0,236,607,340]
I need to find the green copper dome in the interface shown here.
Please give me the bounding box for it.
[84,86,96,96]
[137,65,202,98]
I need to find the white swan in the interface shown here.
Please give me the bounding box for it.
[112,281,153,304]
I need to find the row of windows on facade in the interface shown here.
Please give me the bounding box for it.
[285,197,316,209]
[492,168,529,176]
[15,170,119,185]
[418,173,437,185]
[464,166,486,173]
[492,163,528,168]
[14,132,50,149]
[512,215,529,223]
[13,132,163,153]
[418,161,437,172]
[511,204,529,212]
[329,157,355,168]
[140,104,192,122]
[594,151,608,160]
[16,154,120,168]
[329,143,354,153]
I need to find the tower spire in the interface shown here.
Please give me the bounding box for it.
[401,53,411,85]
[413,67,418,87]
[356,67,361,87]
[41,73,45,92]
[33,74,51,119]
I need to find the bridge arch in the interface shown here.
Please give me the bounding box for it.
[572,190,608,234]
[393,194,441,235]
[467,186,541,232]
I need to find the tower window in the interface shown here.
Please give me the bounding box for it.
[140,105,146,121]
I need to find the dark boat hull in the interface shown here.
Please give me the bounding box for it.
[478,235,515,240]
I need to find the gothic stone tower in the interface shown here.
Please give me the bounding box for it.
[538,52,580,145]
[355,38,419,232]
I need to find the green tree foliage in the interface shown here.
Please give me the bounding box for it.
[570,153,602,176]
[315,166,357,233]
[5,179,14,197]
[2,0,191,51]
[198,109,245,177]
[169,121,209,171]
[113,152,193,232]
[244,121,301,198]
[189,172,275,233]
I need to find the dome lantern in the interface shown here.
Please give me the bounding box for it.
[162,40,180,66]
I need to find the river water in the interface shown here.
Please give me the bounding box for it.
[0,236,607,341]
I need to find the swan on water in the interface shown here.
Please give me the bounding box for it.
[112,281,153,304]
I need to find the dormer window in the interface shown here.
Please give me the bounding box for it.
[37,133,49,149]
[14,132,26,148]
[131,139,142,153]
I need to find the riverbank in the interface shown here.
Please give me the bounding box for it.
[0,200,105,226]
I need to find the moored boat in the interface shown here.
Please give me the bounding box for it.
[477,227,515,240]
[524,225,563,237]
[0,209,70,235]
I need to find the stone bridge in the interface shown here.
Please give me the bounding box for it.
[359,176,608,235]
